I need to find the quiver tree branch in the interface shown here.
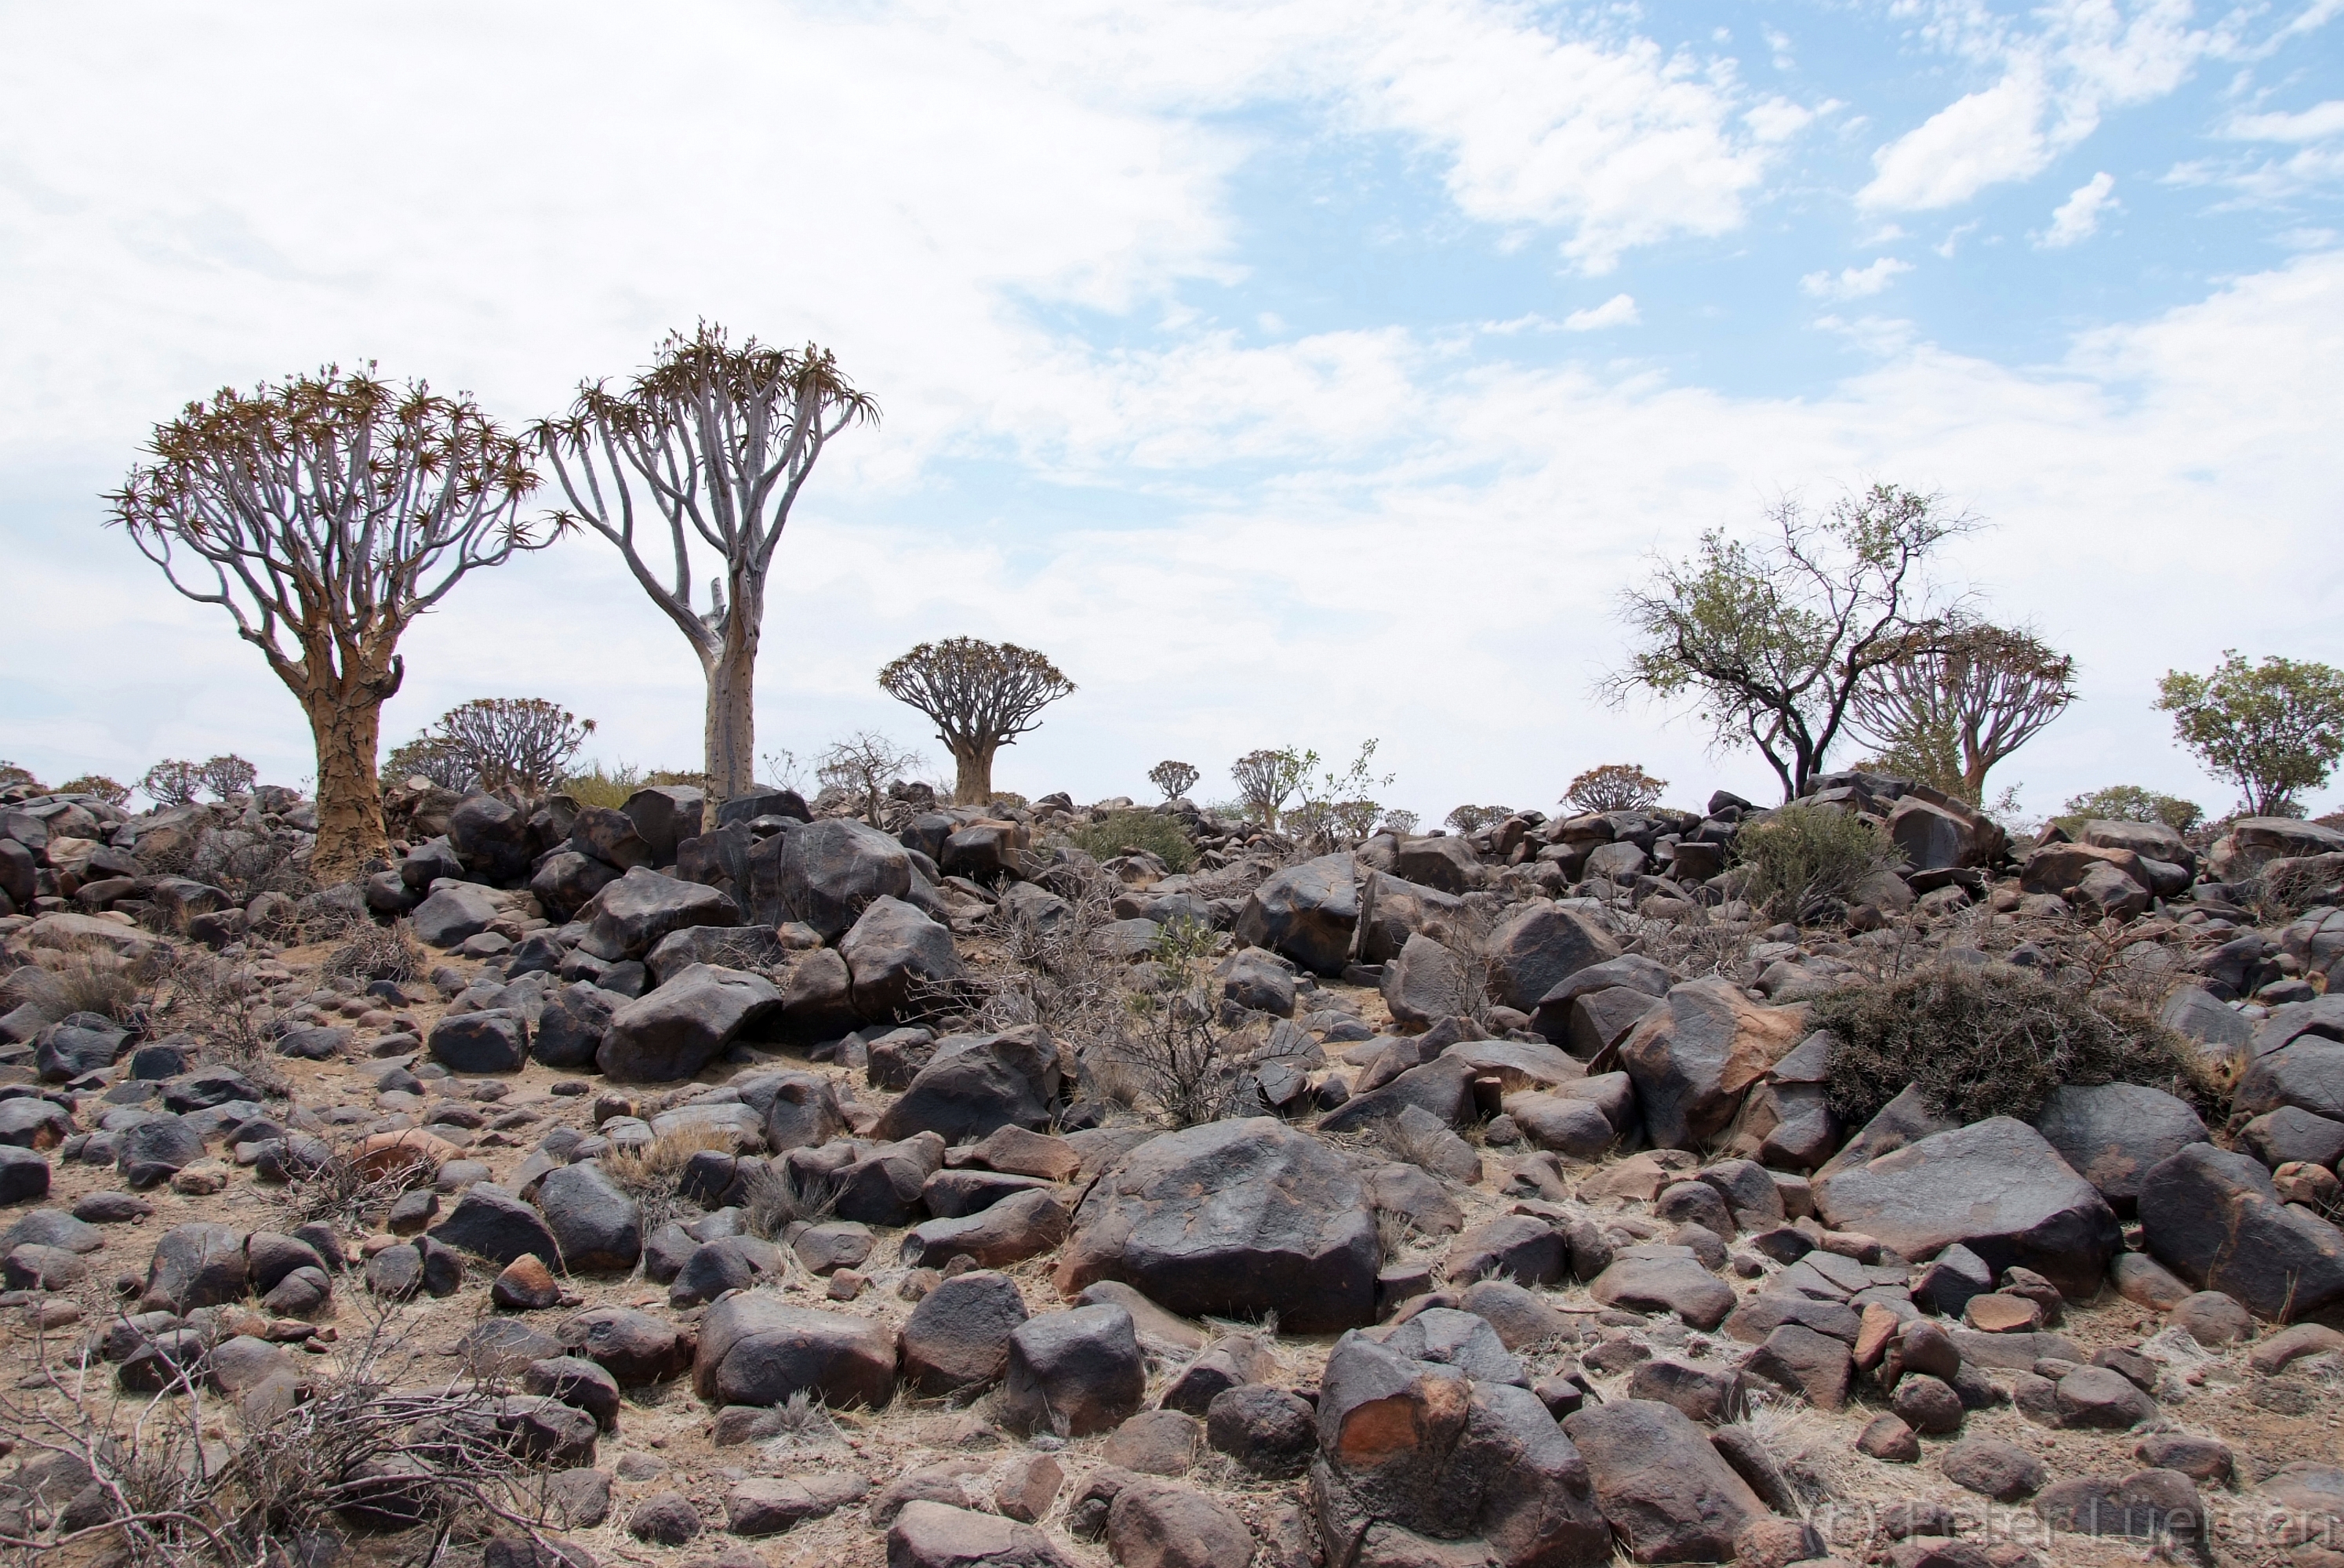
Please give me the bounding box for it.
[878,637,1074,805]
[1851,621,2077,800]
[533,324,877,827]
[107,365,551,880]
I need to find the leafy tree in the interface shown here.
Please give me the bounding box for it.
[1851,622,2075,802]
[878,638,1074,805]
[1230,749,1306,829]
[197,753,259,800]
[58,775,131,807]
[426,699,594,797]
[1147,760,1201,802]
[1288,741,1395,849]
[1444,804,1512,834]
[536,325,876,826]
[0,763,38,789]
[2157,652,2344,818]
[140,760,204,808]
[816,731,929,826]
[383,735,476,793]
[1563,763,1666,814]
[2056,785,2202,834]
[110,365,551,880]
[1607,485,1972,801]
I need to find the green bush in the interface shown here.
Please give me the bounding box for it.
[1728,801,1903,918]
[2052,785,2202,835]
[1813,961,2191,1127]
[1067,810,1195,873]
[559,762,704,810]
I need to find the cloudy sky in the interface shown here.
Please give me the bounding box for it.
[3,0,2341,823]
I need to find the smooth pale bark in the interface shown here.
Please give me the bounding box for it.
[949,742,996,807]
[702,577,763,826]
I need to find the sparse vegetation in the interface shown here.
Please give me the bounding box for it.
[1563,763,1666,813]
[139,759,205,808]
[402,699,594,797]
[2,944,144,1025]
[558,760,703,809]
[323,919,425,985]
[1850,622,2076,804]
[1444,804,1512,834]
[603,1124,739,1233]
[816,731,929,826]
[57,774,133,805]
[1230,748,1305,829]
[1108,914,1248,1127]
[1729,800,1904,920]
[1814,960,2191,1127]
[1067,810,1195,873]
[2054,784,2203,834]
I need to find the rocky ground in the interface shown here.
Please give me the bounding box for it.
[4,771,2344,1568]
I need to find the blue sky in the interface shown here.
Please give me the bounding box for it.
[2,0,2341,823]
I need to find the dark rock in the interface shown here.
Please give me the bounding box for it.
[1561,1399,1764,1566]
[1055,1116,1378,1332]
[901,1269,1029,1395]
[1617,978,1808,1149]
[1742,1323,1852,1410]
[691,1294,896,1406]
[0,1145,50,1203]
[1232,855,1357,976]
[1220,948,1297,1017]
[1812,1116,2119,1298]
[1205,1383,1315,1474]
[2031,1083,2206,1214]
[2139,1142,2344,1319]
[1487,905,1622,1014]
[886,1500,1072,1568]
[776,818,913,942]
[536,1163,641,1272]
[578,867,740,964]
[531,851,622,923]
[1106,1479,1254,1568]
[624,1491,702,1546]
[115,1116,205,1185]
[1001,1305,1147,1436]
[843,896,965,1019]
[533,983,621,1070]
[900,1189,1068,1271]
[596,964,781,1082]
[412,884,500,948]
[431,1183,562,1268]
[723,1472,870,1537]
[1626,1358,1743,1425]
[428,1011,529,1074]
[1588,1247,1735,1330]
[141,1221,248,1311]
[870,1026,1059,1145]
[557,1305,689,1385]
[1440,1216,1566,1289]
[668,1235,786,1307]
[35,1019,129,1081]
[1942,1437,2046,1501]
[2240,1105,2344,1168]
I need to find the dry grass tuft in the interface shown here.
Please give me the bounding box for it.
[604,1125,737,1233]
[322,918,424,985]
[2,945,144,1025]
[742,1161,840,1240]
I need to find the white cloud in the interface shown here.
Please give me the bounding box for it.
[1801,257,1915,299]
[2224,100,2344,140]
[1563,294,1640,330]
[2039,171,2118,246]
[1860,0,2211,211]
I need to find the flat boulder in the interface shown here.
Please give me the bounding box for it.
[431,1184,563,1269]
[1055,1117,1377,1331]
[1587,1246,1735,1331]
[887,1500,1072,1568]
[2031,1083,2206,1214]
[578,867,740,963]
[2139,1142,2344,1320]
[595,964,781,1082]
[1617,978,1808,1149]
[412,884,500,949]
[870,1027,1059,1145]
[691,1294,896,1407]
[1812,1116,2120,1298]
[1232,854,1357,976]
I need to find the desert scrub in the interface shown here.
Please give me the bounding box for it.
[1,943,143,1025]
[1066,809,1195,873]
[1729,800,1904,920]
[324,918,424,984]
[1813,960,2192,1127]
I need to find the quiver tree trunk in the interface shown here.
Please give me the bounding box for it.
[296,641,402,884]
[950,742,994,807]
[703,586,762,828]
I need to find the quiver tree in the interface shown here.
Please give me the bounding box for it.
[427,698,595,797]
[109,366,550,880]
[140,760,204,808]
[535,325,877,828]
[1606,485,1972,800]
[1564,764,1666,814]
[878,638,1074,805]
[1230,749,1303,828]
[1850,622,2076,802]
[1148,760,1201,802]
[197,753,259,799]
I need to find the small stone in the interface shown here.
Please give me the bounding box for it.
[2170,1290,2253,1346]
[1098,1410,1201,1475]
[826,1268,868,1301]
[1856,1414,1920,1462]
[624,1491,701,1545]
[491,1254,561,1312]
[1890,1374,1964,1436]
[1942,1437,2048,1501]
[1961,1293,2043,1334]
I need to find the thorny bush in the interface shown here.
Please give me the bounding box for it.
[1730,801,1905,921]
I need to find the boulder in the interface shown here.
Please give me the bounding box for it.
[1107,1479,1256,1568]
[412,884,500,949]
[595,964,781,1082]
[536,1163,642,1272]
[1812,1116,2120,1298]
[1313,1327,1610,1568]
[691,1294,897,1407]
[841,896,965,1019]
[1205,1385,1317,1475]
[1219,949,1296,1017]
[2030,1083,2206,1214]
[1888,795,2001,872]
[533,984,621,1070]
[1587,1247,1735,1331]
[723,1472,869,1537]
[1559,1399,1763,1565]
[1055,1117,1379,1331]
[428,1011,529,1074]
[2138,1142,2344,1320]
[762,1073,848,1154]
[900,1270,1029,1395]
[530,852,622,923]
[141,1221,249,1311]
[34,1019,129,1081]
[620,785,704,866]
[870,1027,1059,1145]
[1487,905,1621,1014]
[901,1189,1069,1271]
[886,1501,1072,1568]
[645,924,787,985]
[776,818,914,942]
[432,1184,563,1269]
[1232,855,1358,975]
[1381,934,1468,1032]
[579,867,740,963]
[2236,1033,2344,1123]
[558,1305,691,1385]
[2209,816,2344,881]
[1000,1305,1147,1436]
[1617,978,1808,1149]
[449,795,536,883]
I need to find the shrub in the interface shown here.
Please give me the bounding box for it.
[325,919,425,985]
[0,760,40,789]
[560,761,703,809]
[2,947,142,1025]
[2054,785,2202,834]
[1564,763,1666,813]
[1067,810,1195,873]
[140,757,205,806]
[1813,960,2192,1126]
[1728,801,1903,919]
[57,773,132,806]
[1444,804,1512,834]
